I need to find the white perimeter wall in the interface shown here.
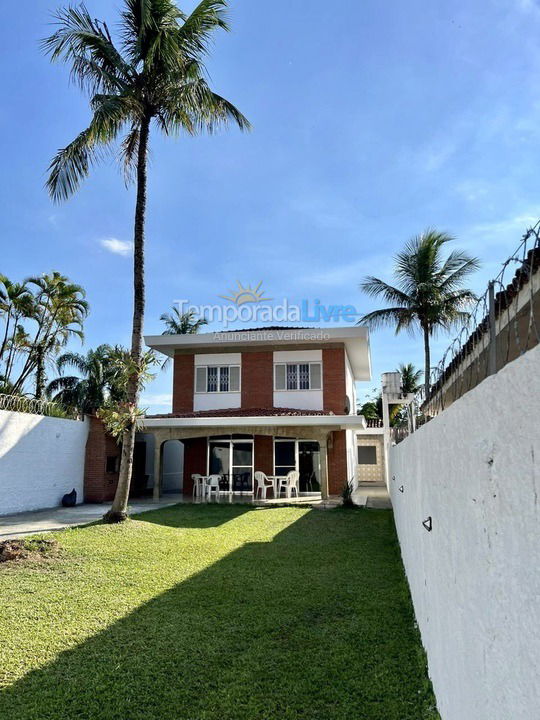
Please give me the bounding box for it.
[0,409,88,515]
[389,343,540,720]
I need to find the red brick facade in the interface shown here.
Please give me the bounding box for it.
[241,352,273,408]
[182,437,208,495]
[254,435,274,475]
[83,416,121,503]
[327,430,348,495]
[322,347,347,414]
[166,344,351,498]
[172,347,348,413]
[173,354,194,413]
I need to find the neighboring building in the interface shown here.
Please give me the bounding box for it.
[141,327,381,499]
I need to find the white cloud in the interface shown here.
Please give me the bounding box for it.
[100,237,133,256]
[469,210,540,239]
[140,393,172,408]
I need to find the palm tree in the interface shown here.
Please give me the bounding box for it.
[160,307,207,334]
[43,0,249,522]
[360,230,480,399]
[46,344,126,413]
[398,362,422,394]
[10,273,88,397]
[397,362,422,430]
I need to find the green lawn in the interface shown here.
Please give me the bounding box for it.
[0,504,438,720]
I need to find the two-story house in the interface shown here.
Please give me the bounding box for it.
[141,327,372,499]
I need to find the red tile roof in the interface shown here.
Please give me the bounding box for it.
[146,407,334,419]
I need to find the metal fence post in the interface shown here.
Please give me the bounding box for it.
[488,280,497,376]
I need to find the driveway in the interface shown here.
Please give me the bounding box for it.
[0,495,183,540]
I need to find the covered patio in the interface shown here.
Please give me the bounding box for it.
[142,413,365,502]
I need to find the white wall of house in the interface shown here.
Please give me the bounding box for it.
[345,429,357,487]
[389,344,540,720]
[194,392,241,411]
[344,352,356,414]
[0,410,88,515]
[274,390,323,410]
[273,349,324,410]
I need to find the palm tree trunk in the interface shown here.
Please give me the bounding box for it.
[35,344,45,399]
[105,116,150,523]
[423,326,431,401]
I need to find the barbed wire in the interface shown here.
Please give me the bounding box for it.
[0,392,82,421]
[418,221,540,416]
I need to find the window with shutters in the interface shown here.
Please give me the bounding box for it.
[274,362,322,391]
[195,365,241,393]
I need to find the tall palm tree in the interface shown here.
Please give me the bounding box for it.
[11,272,88,397]
[0,275,35,383]
[360,230,480,399]
[160,307,207,334]
[43,0,249,522]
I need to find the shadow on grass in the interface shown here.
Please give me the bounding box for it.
[134,502,252,529]
[0,508,437,720]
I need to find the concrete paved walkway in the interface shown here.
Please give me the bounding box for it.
[0,495,183,541]
[0,484,392,541]
[353,483,392,509]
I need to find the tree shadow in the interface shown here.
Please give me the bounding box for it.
[134,502,253,529]
[0,508,436,720]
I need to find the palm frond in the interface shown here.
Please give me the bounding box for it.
[175,0,229,60]
[359,307,415,333]
[438,255,481,292]
[46,127,105,202]
[359,277,412,306]
[46,93,136,201]
[42,3,134,94]
[118,123,141,183]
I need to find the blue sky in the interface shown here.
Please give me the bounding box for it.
[2,0,540,412]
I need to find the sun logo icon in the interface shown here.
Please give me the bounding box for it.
[219,281,272,306]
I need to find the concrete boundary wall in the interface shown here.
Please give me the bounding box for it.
[390,343,540,720]
[0,410,88,515]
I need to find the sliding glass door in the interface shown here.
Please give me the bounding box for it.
[273,438,321,493]
[208,436,253,493]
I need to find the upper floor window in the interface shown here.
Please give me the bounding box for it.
[195,365,240,393]
[274,362,322,391]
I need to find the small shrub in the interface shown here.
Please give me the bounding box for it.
[341,479,356,508]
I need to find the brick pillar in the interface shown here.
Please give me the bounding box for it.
[241,352,273,408]
[327,430,347,495]
[173,354,194,413]
[254,435,273,475]
[84,416,120,502]
[322,347,347,414]
[183,437,207,495]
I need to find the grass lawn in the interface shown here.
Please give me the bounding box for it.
[0,504,438,720]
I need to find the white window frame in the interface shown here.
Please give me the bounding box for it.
[195,365,241,394]
[273,438,321,493]
[273,362,322,391]
[207,436,254,494]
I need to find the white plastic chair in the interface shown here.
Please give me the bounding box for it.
[192,474,204,499]
[277,470,300,499]
[205,474,222,499]
[254,471,274,500]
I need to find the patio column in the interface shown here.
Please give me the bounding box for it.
[153,436,162,501]
[319,434,329,500]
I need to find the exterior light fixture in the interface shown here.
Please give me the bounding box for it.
[422,517,432,532]
[398,485,404,493]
